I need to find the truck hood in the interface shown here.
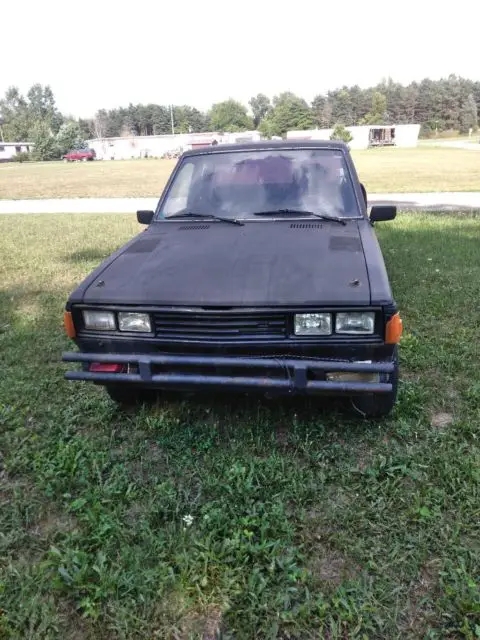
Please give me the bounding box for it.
[81,220,371,307]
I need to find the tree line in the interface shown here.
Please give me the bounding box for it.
[1,75,479,160]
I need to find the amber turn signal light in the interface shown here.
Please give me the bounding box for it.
[63,311,76,338]
[385,312,403,344]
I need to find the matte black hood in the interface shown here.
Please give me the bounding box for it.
[80,221,371,307]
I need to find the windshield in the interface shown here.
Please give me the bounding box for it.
[158,149,361,220]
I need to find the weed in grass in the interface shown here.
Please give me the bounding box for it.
[0,212,479,638]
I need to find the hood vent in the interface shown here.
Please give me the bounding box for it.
[179,225,211,230]
[290,223,323,229]
[329,236,362,251]
[125,238,162,253]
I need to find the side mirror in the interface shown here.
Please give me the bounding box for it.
[370,205,396,223]
[137,210,154,225]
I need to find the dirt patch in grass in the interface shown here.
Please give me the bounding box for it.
[29,511,78,538]
[430,412,454,429]
[58,601,95,640]
[150,594,223,640]
[177,606,223,640]
[125,501,148,527]
[127,443,170,487]
[400,560,441,636]
[202,606,223,640]
[307,541,359,589]
[274,422,290,446]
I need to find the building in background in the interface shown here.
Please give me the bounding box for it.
[286,124,421,149]
[0,142,33,162]
[87,131,262,160]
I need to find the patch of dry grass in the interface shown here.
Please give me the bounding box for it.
[0,159,176,199]
[352,146,480,193]
[0,147,479,200]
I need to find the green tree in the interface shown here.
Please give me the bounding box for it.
[78,118,95,140]
[31,123,57,160]
[0,86,30,141]
[348,85,365,124]
[151,105,171,135]
[56,121,85,155]
[360,91,388,125]
[27,83,63,133]
[441,75,462,130]
[249,93,272,128]
[258,115,276,138]
[329,89,353,126]
[173,106,210,133]
[330,124,353,143]
[105,109,124,137]
[137,104,154,136]
[312,94,329,127]
[460,94,478,133]
[208,99,253,132]
[267,92,314,136]
[122,103,139,136]
[0,84,64,142]
[398,84,417,124]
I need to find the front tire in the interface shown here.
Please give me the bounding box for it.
[351,349,399,418]
[105,385,157,407]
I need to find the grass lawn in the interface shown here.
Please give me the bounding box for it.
[1,213,479,638]
[353,147,480,193]
[0,160,176,200]
[0,147,480,200]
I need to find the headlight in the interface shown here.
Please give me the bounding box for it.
[118,312,152,333]
[336,312,375,334]
[83,310,116,331]
[294,313,332,335]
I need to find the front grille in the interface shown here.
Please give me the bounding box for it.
[152,311,287,341]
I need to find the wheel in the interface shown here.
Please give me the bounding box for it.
[350,349,399,418]
[105,385,157,407]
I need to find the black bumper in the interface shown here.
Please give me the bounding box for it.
[62,351,395,395]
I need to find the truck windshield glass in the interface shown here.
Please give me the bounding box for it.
[158,149,360,220]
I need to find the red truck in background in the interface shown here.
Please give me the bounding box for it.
[63,148,96,162]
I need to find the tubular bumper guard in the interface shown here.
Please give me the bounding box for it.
[62,352,394,394]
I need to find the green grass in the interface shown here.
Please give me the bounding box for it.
[1,146,480,199]
[1,213,479,639]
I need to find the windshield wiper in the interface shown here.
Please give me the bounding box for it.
[166,212,244,226]
[252,209,346,225]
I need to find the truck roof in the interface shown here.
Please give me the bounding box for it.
[182,139,349,157]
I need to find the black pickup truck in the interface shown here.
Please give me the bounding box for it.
[62,140,402,417]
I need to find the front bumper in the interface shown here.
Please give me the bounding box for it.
[62,351,395,395]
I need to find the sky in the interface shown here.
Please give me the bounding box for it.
[2,0,479,118]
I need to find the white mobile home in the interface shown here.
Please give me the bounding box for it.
[286,124,421,149]
[87,131,262,160]
[0,142,33,162]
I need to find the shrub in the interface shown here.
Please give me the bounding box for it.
[330,124,353,143]
[13,152,31,163]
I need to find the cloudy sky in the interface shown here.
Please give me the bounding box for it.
[3,0,479,117]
